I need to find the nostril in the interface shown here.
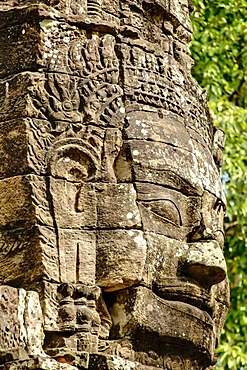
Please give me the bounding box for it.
[183,263,226,288]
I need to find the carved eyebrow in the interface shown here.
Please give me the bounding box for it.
[156,170,203,196]
[167,175,202,196]
[135,181,202,201]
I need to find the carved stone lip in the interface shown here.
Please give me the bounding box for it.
[160,295,214,327]
[154,286,214,323]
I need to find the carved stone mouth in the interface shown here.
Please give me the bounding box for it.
[166,293,213,318]
[153,286,214,322]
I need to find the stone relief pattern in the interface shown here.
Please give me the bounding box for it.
[28,33,125,174]
[122,46,211,144]
[0,0,228,369]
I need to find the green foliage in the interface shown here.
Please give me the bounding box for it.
[191,0,247,106]
[190,1,247,369]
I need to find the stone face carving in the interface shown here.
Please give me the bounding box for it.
[0,0,229,369]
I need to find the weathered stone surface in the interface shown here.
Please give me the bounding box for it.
[0,0,229,369]
[0,11,40,78]
[96,184,141,229]
[89,354,149,369]
[0,357,79,369]
[96,230,147,291]
[49,180,97,230]
[0,286,44,364]
[0,120,29,178]
[108,287,215,368]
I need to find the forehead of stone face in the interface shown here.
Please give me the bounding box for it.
[125,109,225,202]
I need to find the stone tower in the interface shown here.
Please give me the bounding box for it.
[0,0,229,369]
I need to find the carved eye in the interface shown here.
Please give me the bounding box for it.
[213,198,226,213]
[147,200,182,226]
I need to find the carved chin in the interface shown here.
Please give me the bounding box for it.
[106,286,216,366]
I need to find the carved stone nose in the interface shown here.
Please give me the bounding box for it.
[182,241,227,288]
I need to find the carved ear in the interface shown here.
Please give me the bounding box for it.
[47,138,100,182]
[212,127,225,168]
